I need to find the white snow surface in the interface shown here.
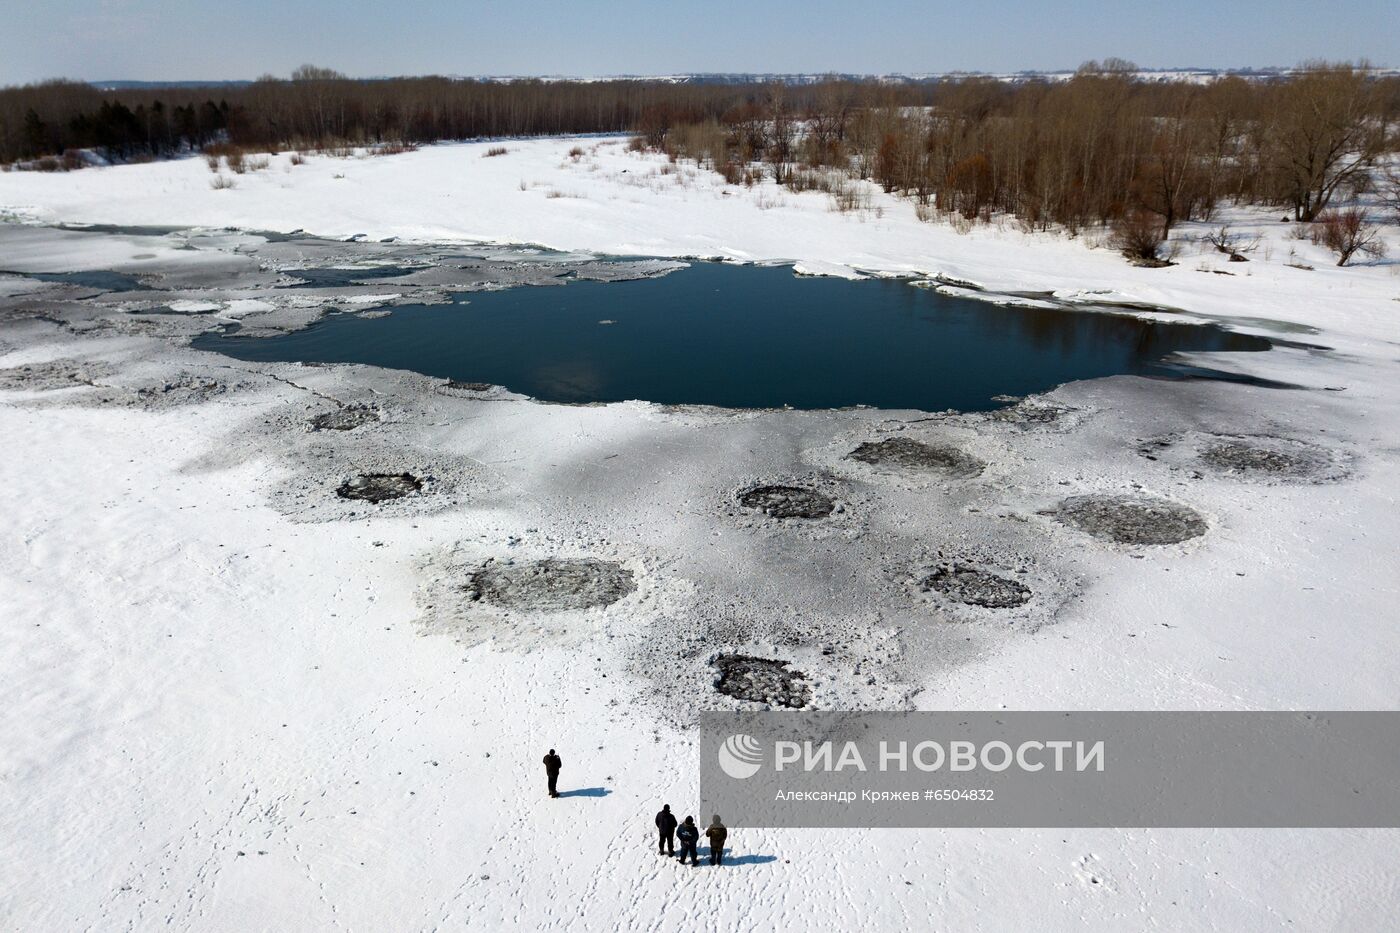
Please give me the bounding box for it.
[3,138,1400,931]
[2,137,1397,345]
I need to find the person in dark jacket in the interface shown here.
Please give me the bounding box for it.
[705,815,728,865]
[676,815,700,866]
[655,804,678,855]
[542,749,562,798]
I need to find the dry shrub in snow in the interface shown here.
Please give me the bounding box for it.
[484,146,509,157]
[949,212,975,234]
[1284,247,1315,271]
[289,152,306,166]
[568,145,585,161]
[209,175,236,190]
[1310,208,1387,266]
[1203,224,1259,260]
[914,202,941,224]
[783,168,870,212]
[718,161,744,184]
[662,119,729,171]
[204,142,245,173]
[1110,210,1172,266]
[786,168,821,193]
[828,178,870,213]
[26,153,81,172]
[753,189,785,210]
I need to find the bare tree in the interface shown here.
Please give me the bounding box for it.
[803,78,855,167]
[764,84,796,185]
[1268,62,1385,221]
[1380,166,1400,223]
[1135,90,1205,238]
[1310,208,1388,265]
[1196,77,1253,210]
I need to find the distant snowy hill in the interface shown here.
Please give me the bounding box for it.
[89,67,1400,91]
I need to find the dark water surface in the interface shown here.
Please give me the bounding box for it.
[7,270,148,292]
[195,262,1273,411]
[281,265,425,288]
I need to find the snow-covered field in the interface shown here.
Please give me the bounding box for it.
[2,138,1399,931]
[0,138,1394,327]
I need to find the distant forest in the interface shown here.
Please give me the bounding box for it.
[0,67,833,163]
[3,63,1398,261]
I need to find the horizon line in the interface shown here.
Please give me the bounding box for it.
[53,63,1393,88]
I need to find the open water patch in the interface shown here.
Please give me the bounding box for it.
[195,262,1277,412]
[279,265,424,289]
[6,270,149,292]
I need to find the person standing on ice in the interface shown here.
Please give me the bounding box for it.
[542,749,562,798]
[676,815,700,866]
[705,815,728,866]
[655,804,678,856]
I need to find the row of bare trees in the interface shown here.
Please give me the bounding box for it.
[655,63,1399,255]
[3,64,1396,260]
[0,70,931,166]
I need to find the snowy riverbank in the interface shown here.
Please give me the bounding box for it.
[2,140,1399,930]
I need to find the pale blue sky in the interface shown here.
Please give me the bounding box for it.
[1,0,1395,85]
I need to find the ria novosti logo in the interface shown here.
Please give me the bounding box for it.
[703,712,1400,829]
[716,732,1107,779]
[717,733,764,779]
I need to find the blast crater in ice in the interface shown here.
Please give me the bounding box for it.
[1138,431,1349,484]
[463,557,636,611]
[737,484,835,519]
[310,405,381,432]
[1045,494,1207,546]
[847,436,985,478]
[336,472,424,503]
[713,654,812,708]
[920,565,1033,609]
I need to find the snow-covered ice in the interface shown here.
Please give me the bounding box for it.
[2,138,1399,930]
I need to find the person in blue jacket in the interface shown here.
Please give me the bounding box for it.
[676,815,700,866]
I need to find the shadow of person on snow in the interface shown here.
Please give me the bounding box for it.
[557,787,611,798]
[700,846,777,867]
